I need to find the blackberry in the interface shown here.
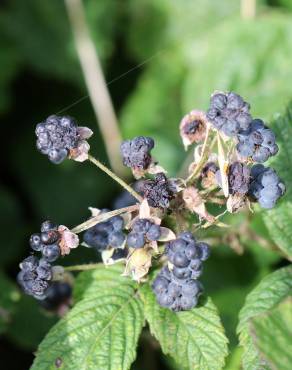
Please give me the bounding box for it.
[126,232,145,249]
[207,92,252,137]
[18,256,52,299]
[120,136,154,170]
[236,119,278,163]
[39,282,72,311]
[42,244,60,262]
[127,218,161,248]
[152,232,209,311]
[152,266,203,312]
[179,110,207,148]
[248,164,285,209]
[29,234,43,252]
[142,173,174,209]
[35,115,80,164]
[83,212,125,251]
[228,162,251,195]
[29,221,61,262]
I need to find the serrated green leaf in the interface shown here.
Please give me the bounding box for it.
[261,104,292,259]
[140,282,229,370]
[31,265,144,370]
[237,266,292,369]
[251,298,292,370]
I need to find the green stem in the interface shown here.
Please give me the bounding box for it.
[71,204,139,234]
[88,154,143,202]
[64,263,101,272]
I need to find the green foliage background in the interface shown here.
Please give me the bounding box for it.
[0,1,292,369]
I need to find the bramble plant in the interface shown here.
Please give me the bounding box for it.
[18,91,289,369]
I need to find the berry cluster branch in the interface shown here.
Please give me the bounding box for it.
[87,154,143,203]
[19,89,286,313]
[64,263,101,272]
[71,204,139,234]
[64,0,125,177]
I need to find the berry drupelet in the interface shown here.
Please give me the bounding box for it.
[236,119,278,163]
[120,136,154,170]
[83,213,125,251]
[248,164,285,209]
[207,92,252,137]
[30,221,61,262]
[126,218,161,249]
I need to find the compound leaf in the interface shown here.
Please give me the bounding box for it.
[251,298,292,370]
[140,282,228,370]
[31,265,144,370]
[261,103,292,259]
[237,266,292,369]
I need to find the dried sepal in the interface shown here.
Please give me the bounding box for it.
[147,162,167,175]
[102,248,128,266]
[58,225,79,255]
[180,110,207,150]
[88,207,102,217]
[69,140,90,162]
[183,187,216,223]
[217,133,229,197]
[77,126,93,140]
[51,265,65,281]
[157,227,176,242]
[139,198,151,219]
[226,194,247,213]
[123,247,152,282]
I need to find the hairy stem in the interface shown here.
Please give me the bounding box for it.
[71,204,139,233]
[64,0,126,176]
[88,154,143,202]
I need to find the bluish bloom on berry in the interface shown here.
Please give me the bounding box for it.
[142,173,174,209]
[248,164,285,209]
[152,232,209,311]
[126,218,162,249]
[35,115,92,164]
[17,256,52,299]
[120,136,154,170]
[207,92,252,137]
[83,211,125,251]
[236,119,278,162]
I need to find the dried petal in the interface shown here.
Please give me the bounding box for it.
[180,110,207,149]
[69,140,90,162]
[77,126,93,140]
[58,225,79,255]
[124,248,152,281]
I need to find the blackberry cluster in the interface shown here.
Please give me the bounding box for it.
[40,282,72,311]
[120,136,154,170]
[35,115,79,164]
[17,256,52,299]
[207,92,252,137]
[30,221,61,262]
[142,173,174,209]
[236,119,278,163]
[127,219,161,248]
[83,212,125,251]
[152,232,210,311]
[249,164,285,209]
